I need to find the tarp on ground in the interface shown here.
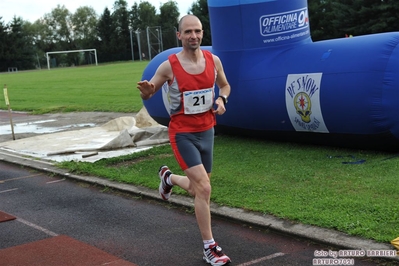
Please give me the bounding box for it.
[0,108,169,163]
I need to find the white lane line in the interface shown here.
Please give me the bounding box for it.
[46,178,65,184]
[1,173,42,183]
[17,217,59,237]
[0,188,19,193]
[236,252,285,266]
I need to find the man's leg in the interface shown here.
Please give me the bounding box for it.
[164,164,230,265]
[174,165,213,240]
[168,165,213,240]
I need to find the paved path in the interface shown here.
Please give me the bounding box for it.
[1,160,398,266]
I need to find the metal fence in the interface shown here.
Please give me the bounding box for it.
[133,26,180,61]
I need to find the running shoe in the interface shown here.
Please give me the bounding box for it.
[203,243,231,266]
[158,165,173,200]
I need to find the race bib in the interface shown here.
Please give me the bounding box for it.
[183,88,214,114]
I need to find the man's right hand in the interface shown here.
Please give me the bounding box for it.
[137,80,155,100]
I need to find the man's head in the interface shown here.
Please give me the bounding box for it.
[177,15,203,50]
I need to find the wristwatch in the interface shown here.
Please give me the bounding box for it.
[218,95,228,104]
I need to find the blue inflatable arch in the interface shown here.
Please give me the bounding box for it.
[141,0,399,151]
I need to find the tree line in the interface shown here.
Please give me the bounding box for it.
[0,0,398,72]
[308,0,398,41]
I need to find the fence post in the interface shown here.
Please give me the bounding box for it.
[3,84,15,140]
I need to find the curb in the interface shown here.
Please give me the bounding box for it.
[1,149,398,263]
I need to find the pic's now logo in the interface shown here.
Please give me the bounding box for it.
[260,8,309,36]
[285,73,329,133]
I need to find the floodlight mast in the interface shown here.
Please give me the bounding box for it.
[46,49,98,70]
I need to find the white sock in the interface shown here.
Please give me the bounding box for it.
[203,239,215,249]
[166,173,173,186]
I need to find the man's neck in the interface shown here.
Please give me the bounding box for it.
[177,49,205,74]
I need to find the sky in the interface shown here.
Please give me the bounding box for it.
[0,0,194,24]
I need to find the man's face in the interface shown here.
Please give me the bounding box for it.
[177,17,203,50]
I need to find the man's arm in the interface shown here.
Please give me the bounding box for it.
[213,55,231,114]
[213,55,231,98]
[137,61,172,100]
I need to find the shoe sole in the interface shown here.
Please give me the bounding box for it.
[203,256,231,266]
[158,166,171,200]
[158,182,170,200]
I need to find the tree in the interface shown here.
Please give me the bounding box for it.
[0,17,36,71]
[67,6,99,65]
[130,3,140,30]
[137,1,158,30]
[189,0,211,45]
[39,5,77,66]
[159,1,179,30]
[308,0,327,40]
[0,18,9,71]
[31,17,58,66]
[97,7,116,62]
[22,20,44,69]
[71,6,98,49]
[112,0,131,61]
[130,1,158,60]
[159,1,180,50]
[379,0,399,33]
[44,5,73,45]
[128,2,142,59]
[339,0,399,36]
[308,0,399,41]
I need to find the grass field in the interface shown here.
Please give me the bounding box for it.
[1,62,398,245]
[1,61,148,113]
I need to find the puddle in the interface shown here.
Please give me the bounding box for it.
[0,119,96,135]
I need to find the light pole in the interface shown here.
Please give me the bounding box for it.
[135,29,142,61]
[130,29,134,61]
[158,27,163,52]
[155,28,159,53]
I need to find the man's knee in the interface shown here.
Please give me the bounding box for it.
[195,179,211,198]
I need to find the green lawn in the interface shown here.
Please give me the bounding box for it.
[0,61,148,113]
[1,62,398,244]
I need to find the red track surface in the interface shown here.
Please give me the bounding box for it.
[0,234,137,266]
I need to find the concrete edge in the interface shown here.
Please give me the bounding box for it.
[0,149,398,262]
